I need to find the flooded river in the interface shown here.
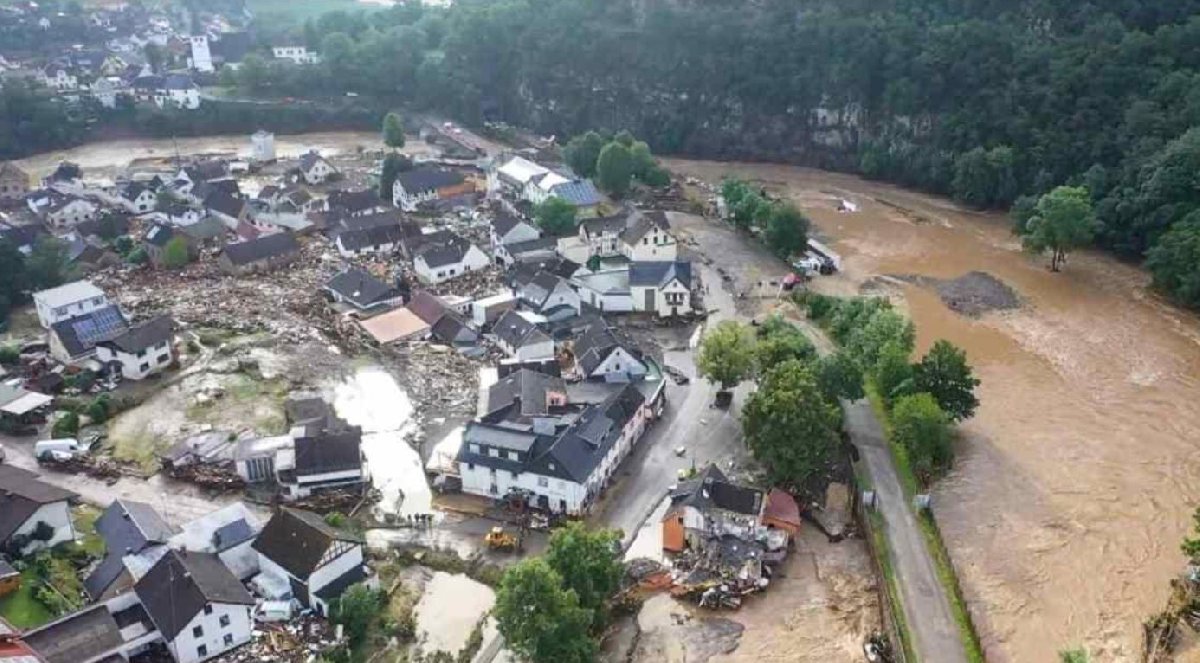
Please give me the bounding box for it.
[666,159,1200,661]
[333,367,431,518]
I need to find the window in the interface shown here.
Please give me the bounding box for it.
[219,614,230,628]
[197,645,207,657]
[643,238,649,245]
[193,625,204,638]
[224,634,234,646]
[467,462,475,470]
[488,448,499,457]
[538,476,549,487]
[469,444,480,454]
[158,353,170,364]
[204,605,213,615]
[507,451,518,461]
[140,362,150,372]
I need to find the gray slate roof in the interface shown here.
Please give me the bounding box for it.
[325,267,399,309]
[574,321,644,377]
[622,210,671,244]
[484,368,567,420]
[252,508,361,579]
[396,168,464,194]
[135,549,254,641]
[0,465,77,544]
[493,310,551,351]
[222,233,300,266]
[23,604,124,663]
[105,315,173,355]
[628,260,692,289]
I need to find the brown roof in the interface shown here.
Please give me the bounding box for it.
[763,489,802,530]
[359,308,430,344]
[405,290,447,326]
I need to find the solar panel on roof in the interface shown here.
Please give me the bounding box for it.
[73,306,128,346]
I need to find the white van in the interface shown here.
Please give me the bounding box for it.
[34,438,88,461]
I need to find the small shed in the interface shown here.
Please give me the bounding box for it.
[762,488,802,538]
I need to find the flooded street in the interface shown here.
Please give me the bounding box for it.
[332,366,430,518]
[11,130,438,179]
[667,159,1200,661]
[411,572,496,656]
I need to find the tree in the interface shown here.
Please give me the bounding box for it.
[26,236,69,290]
[379,152,412,200]
[382,111,406,149]
[238,54,269,91]
[144,43,165,73]
[161,236,191,270]
[697,321,756,392]
[721,179,751,210]
[847,309,915,369]
[1181,506,1200,564]
[629,141,655,179]
[743,360,842,489]
[1146,211,1200,309]
[596,142,633,197]
[755,316,815,370]
[763,203,809,258]
[95,211,123,241]
[534,197,577,236]
[873,341,915,406]
[494,559,596,663]
[544,522,622,617]
[913,340,980,421]
[330,585,383,649]
[1022,186,1096,271]
[613,129,635,147]
[815,352,865,403]
[891,393,954,481]
[563,131,604,178]
[52,411,79,439]
[0,239,28,324]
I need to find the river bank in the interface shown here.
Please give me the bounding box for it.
[665,158,1200,661]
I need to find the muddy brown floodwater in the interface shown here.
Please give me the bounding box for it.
[667,158,1200,662]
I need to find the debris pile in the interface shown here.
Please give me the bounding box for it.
[214,615,340,663]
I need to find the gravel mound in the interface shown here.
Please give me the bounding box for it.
[894,271,1021,317]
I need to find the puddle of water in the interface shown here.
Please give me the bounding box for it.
[333,367,430,517]
[624,495,669,563]
[413,572,496,656]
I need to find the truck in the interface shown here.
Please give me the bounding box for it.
[34,438,88,462]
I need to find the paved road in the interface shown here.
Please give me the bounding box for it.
[844,401,969,663]
[591,265,749,544]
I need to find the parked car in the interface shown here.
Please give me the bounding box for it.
[34,438,88,461]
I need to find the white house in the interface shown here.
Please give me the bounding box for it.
[334,224,408,258]
[620,211,677,261]
[0,465,77,555]
[573,322,648,382]
[40,64,78,90]
[92,76,129,108]
[189,36,214,72]
[488,156,550,197]
[160,74,201,110]
[252,508,367,617]
[33,280,109,328]
[40,195,98,228]
[489,211,541,266]
[392,168,470,211]
[514,269,581,319]
[94,315,176,381]
[457,384,649,514]
[492,310,554,361]
[573,268,634,313]
[412,237,490,284]
[271,46,319,65]
[134,549,255,663]
[249,130,276,162]
[629,261,692,318]
[120,181,158,213]
[298,151,336,185]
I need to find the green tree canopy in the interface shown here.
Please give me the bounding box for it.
[755,316,815,370]
[382,111,406,149]
[26,236,70,291]
[815,352,865,403]
[891,392,954,481]
[494,559,596,663]
[697,320,757,391]
[544,522,622,617]
[596,142,634,197]
[913,340,980,421]
[874,340,916,407]
[743,360,842,489]
[330,585,383,649]
[161,236,191,270]
[379,152,412,200]
[534,197,578,236]
[0,239,29,324]
[1022,185,1097,271]
[763,203,809,259]
[847,308,915,369]
[1146,211,1200,309]
[563,131,605,178]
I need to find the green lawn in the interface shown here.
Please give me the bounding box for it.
[246,0,388,23]
[0,569,52,629]
[73,506,107,559]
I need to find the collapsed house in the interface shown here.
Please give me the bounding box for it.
[660,465,802,609]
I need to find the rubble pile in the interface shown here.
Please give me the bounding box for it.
[214,615,340,663]
[39,454,136,481]
[166,462,245,490]
[387,343,484,421]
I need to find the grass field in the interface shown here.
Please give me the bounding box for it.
[246,0,389,23]
[0,568,52,630]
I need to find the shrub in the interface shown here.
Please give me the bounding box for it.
[0,345,18,365]
[52,411,79,439]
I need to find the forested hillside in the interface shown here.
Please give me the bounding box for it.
[6,0,1200,304]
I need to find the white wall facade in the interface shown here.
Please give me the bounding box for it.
[167,602,252,663]
[189,37,213,72]
[578,285,633,313]
[48,200,97,227]
[587,347,647,382]
[631,279,690,317]
[308,545,365,615]
[35,291,109,328]
[303,160,334,185]
[622,227,677,261]
[513,337,555,361]
[393,183,437,211]
[460,462,586,514]
[10,501,75,553]
[95,338,173,380]
[413,245,489,284]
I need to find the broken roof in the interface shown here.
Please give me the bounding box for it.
[252,508,361,579]
[669,464,764,516]
[135,549,254,641]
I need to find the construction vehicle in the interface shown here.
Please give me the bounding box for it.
[485,526,520,552]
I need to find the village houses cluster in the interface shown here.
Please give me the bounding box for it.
[0,104,712,661]
[0,2,322,113]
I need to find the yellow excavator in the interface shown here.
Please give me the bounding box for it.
[485,526,520,552]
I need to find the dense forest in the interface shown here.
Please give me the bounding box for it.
[5,0,1200,304]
